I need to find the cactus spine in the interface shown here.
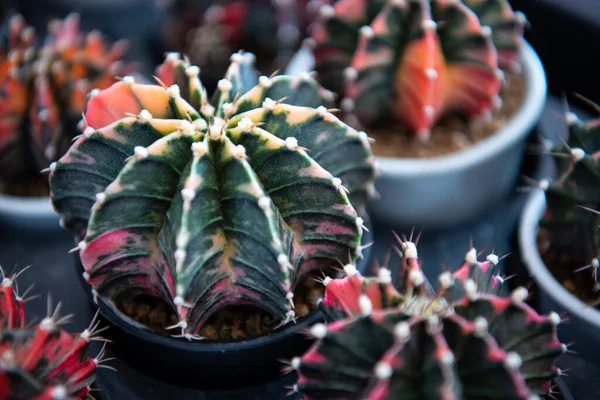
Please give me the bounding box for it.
[306,0,527,140]
[48,52,377,339]
[290,237,564,399]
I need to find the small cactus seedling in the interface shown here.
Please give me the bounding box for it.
[0,265,106,399]
[48,52,376,339]
[307,0,527,140]
[290,237,564,399]
[161,0,306,91]
[0,13,131,188]
[538,110,600,295]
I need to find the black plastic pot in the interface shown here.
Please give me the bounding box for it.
[518,190,600,366]
[74,216,373,391]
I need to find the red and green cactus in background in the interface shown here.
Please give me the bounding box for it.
[289,237,564,399]
[0,13,131,185]
[306,0,527,141]
[0,266,104,399]
[539,110,600,292]
[48,51,377,339]
[160,0,309,91]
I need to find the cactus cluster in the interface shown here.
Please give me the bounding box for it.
[289,237,564,399]
[161,0,307,91]
[538,110,600,294]
[0,13,131,189]
[306,0,527,141]
[48,51,377,339]
[0,266,103,399]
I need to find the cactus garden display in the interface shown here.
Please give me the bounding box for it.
[48,51,377,340]
[0,265,102,399]
[289,237,564,399]
[160,0,309,92]
[305,0,529,157]
[537,110,600,309]
[0,13,131,198]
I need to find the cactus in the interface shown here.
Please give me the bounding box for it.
[48,51,376,339]
[538,110,600,293]
[0,13,131,189]
[290,237,564,399]
[0,266,104,400]
[306,0,527,140]
[161,0,306,91]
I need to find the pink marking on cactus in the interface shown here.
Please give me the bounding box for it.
[297,162,333,179]
[313,131,331,144]
[321,274,365,315]
[0,285,25,329]
[80,229,175,299]
[314,220,357,236]
[332,0,369,23]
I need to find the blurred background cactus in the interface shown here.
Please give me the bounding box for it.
[290,237,564,399]
[305,0,528,153]
[49,52,376,339]
[538,109,600,306]
[0,12,133,197]
[158,0,311,93]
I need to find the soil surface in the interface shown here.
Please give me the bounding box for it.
[537,229,600,308]
[368,72,525,158]
[117,271,326,340]
[0,176,50,197]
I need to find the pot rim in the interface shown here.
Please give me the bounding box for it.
[79,214,374,352]
[0,192,55,218]
[287,41,547,176]
[518,190,600,329]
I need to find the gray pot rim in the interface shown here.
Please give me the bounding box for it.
[0,192,55,219]
[286,41,546,176]
[518,190,600,329]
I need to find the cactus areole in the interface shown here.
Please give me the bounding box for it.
[0,13,131,195]
[49,51,377,340]
[0,266,101,399]
[307,0,527,142]
[538,111,600,305]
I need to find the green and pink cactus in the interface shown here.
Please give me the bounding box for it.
[48,51,377,339]
[289,238,564,399]
[539,110,600,293]
[0,13,131,188]
[306,0,527,140]
[0,266,104,399]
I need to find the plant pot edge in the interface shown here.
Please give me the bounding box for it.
[286,41,547,228]
[0,192,59,230]
[518,190,600,328]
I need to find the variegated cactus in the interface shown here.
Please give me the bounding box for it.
[306,0,527,140]
[0,266,105,399]
[0,13,131,186]
[539,110,600,293]
[48,51,377,339]
[290,238,564,399]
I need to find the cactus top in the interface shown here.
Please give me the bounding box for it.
[49,52,377,338]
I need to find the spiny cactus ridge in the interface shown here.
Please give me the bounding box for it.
[48,51,377,338]
[289,237,564,399]
[306,0,527,140]
[0,266,105,400]
[539,110,600,291]
[0,13,131,182]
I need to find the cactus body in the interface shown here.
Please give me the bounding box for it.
[308,0,526,140]
[0,13,131,184]
[540,111,600,292]
[49,52,376,338]
[292,240,563,399]
[0,266,98,400]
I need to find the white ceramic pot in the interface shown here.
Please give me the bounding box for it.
[519,190,600,364]
[286,41,547,229]
[0,193,58,231]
